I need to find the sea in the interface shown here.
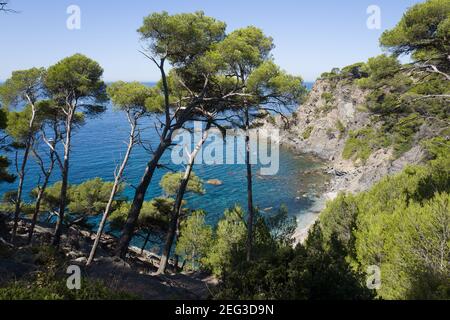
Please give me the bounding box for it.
[0,82,328,246]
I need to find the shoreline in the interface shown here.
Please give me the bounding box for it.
[290,156,339,244]
[259,127,338,244]
[281,137,425,244]
[293,191,337,244]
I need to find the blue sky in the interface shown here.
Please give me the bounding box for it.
[0,0,422,82]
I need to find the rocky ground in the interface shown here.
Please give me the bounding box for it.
[0,215,216,300]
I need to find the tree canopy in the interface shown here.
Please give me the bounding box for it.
[107,81,162,114]
[45,54,107,113]
[0,156,14,184]
[109,198,173,234]
[380,0,450,65]
[34,178,123,227]
[159,172,205,197]
[5,104,44,146]
[0,107,14,184]
[0,68,45,108]
[138,11,226,66]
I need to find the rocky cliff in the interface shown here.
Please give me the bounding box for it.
[260,78,432,241]
[265,79,427,196]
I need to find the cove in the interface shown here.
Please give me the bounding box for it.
[0,95,328,242]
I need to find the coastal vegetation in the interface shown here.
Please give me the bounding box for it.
[0,245,136,300]
[0,0,448,300]
[320,0,450,165]
[321,138,449,299]
[302,126,314,140]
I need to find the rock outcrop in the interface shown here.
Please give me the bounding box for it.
[283,79,371,161]
[259,78,431,242]
[262,79,427,196]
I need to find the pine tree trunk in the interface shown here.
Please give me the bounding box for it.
[245,109,254,262]
[52,158,69,247]
[27,166,53,244]
[87,118,136,266]
[157,168,191,274]
[11,144,31,244]
[52,110,73,248]
[115,139,171,259]
[140,231,151,255]
[157,126,210,274]
[27,187,44,245]
[173,219,181,272]
[173,254,179,272]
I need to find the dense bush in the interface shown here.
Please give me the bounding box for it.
[302,126,314,140]
[109,198,172,235]
[342,128,389,163]
[191,205,374,300]
[320,92,335,113]
[214,223,374,300]
[320,140,450,299]
[203,206,248,276]
[30,178,124,227]
[176,210,213,270]
[355,55,402,89]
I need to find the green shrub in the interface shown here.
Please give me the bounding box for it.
[320,193,358,255]
[336,120,346,139]
[204,206,247,277]
[365,90,403,115]
[422,137,450,161]
[0,245,138,300]
[302,126,314,140]
[215,223,374,300]
[356,104,369,112]
[320,63,370,82]
[319,145,450,299]
[210,204,373,300]
[341,62,369,80]
[320,92,336,113]
[320,68,341,80]
[355,55,402,89]
[390,113,424,157]
[0,278,138,300]
[176,210,213,271]
[342,128,389,163]
[321,92,334,103]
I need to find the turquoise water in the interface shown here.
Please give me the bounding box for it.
[0,82,326,231]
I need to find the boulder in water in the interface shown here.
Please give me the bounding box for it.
[207,179,223,186]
